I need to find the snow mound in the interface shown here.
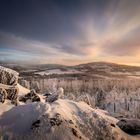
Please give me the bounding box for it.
[0,99,139,140]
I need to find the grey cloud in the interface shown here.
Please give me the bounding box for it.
[104,26,140,56]
[0,0,140,64]
[0,32,58,56]
[0,31,92,61]
[53,42,95,56]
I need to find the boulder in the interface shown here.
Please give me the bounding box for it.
[46,94,59,103]
[117,118,140,135]
[19,89,40,103]
[0,66,19,85]
[45,87,64,103]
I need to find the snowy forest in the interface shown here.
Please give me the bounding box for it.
[0,62,140,140]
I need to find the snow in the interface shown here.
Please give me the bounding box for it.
[0,100,14,116]
[17,84,30,96]
[0,84,30,116]
[0,102,49,133]
[35,68,82,75]
[0,66,140,140]
[110,71,131,75]
[0,99,99,134]
[0,66,19,77]
[37,94,46,103]
[0,83,16,89]
[0,97,140,140]
[110,71,140,79]
[134,72,140,75]
[127,75,140,79]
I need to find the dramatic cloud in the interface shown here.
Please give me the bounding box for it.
[0,0,140,65]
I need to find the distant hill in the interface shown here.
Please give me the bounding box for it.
[1,62,140,79]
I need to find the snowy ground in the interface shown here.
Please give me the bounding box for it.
[35,68,82,76]
[0,85,140,140]
[0,66,140,140]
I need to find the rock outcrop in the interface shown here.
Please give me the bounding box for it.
[19,89,40,103]
[0,66,19,104]
[0,66,19,85]
[45,87,64,103]
[0,99,140,140]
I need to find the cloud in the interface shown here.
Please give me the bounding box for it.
[0,31,98,64]
[0,0,140,65]
[101,25,140,56]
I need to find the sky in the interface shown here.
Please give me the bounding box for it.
[0,0,140,66]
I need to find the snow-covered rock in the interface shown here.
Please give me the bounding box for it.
[0,99,140,140]
[0,66,19,85]
[117,118,140,135]
[0,66,19,104]
[45,87,64,103]
[19,89,41,103]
